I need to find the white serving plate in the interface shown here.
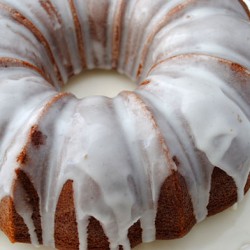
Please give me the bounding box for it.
[1,69,250,250]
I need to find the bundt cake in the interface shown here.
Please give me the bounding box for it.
[0,0,250,249]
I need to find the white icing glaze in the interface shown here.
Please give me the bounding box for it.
[0,0,249,250]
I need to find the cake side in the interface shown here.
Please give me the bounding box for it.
[1,167,249,250]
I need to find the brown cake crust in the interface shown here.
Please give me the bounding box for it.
[207,167,250,216]
[55,180,79,250]
[1,166,250,249]
[0,196,30,244]
[14,169,43,244]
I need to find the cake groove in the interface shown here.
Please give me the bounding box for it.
[68,0,86,69]
[0,57,48,80]
[0,2,63,85]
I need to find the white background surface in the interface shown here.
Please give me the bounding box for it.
[1,70,250,250]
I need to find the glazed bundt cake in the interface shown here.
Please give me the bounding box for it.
[0,0,250,249]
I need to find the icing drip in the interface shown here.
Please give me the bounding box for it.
[14,179,39,246]
[0,0,249,249]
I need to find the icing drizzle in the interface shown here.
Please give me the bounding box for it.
[0,0,249,249]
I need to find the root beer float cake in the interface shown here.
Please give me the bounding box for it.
[0,0,250,249]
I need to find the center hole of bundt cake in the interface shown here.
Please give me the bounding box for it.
[62,69,136,98]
